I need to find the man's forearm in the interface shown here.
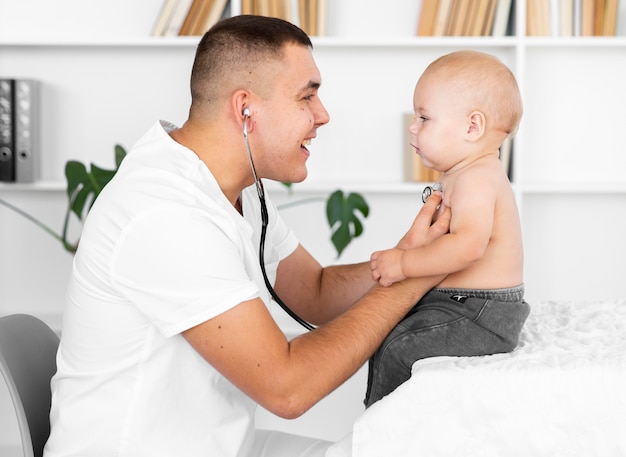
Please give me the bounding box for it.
[285,274,442,416]
[315,262,375,323]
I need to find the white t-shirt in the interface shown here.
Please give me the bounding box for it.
[44,121,299,457]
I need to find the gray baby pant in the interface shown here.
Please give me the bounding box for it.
[364,286,530,407]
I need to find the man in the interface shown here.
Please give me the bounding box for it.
[44,15,449,457]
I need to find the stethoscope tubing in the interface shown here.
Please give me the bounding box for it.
[243,115,315,331]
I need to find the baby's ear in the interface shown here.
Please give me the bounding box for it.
[466,111,486,140]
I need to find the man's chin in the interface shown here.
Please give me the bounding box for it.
[282,169,308,185]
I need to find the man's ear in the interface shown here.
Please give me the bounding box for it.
[466,111,486,141]
[232,90,252,128]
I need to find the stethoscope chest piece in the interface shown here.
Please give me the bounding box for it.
[422,182,444,203]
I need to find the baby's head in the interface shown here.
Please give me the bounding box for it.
[418,50,523,137]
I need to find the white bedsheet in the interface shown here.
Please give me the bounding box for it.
[350,300,626,457]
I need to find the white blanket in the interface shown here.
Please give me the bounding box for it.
[350,300,626,457]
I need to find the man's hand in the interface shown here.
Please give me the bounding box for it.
[396,191,450,250]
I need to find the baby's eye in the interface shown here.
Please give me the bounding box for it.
[419,116,428,122]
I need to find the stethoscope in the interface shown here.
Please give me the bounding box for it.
[422,181,444,203]
[242,108,315,331]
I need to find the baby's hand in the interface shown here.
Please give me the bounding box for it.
[370,248,406,287]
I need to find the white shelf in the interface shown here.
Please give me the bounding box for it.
[0,37,202,47]
[14,35,626,50]
[0,180,432,195]
[523,36,626,47]
[0,36,520,49]
[267,180,431,194]
[6,180,626,196]
[0,181,66,191]
[311,36,519,48]
[521,183,626,195]
[3,35,625,50]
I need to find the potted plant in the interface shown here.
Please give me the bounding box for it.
[0,145,369,257]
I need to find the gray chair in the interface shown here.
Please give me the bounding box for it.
[0,314,60,457]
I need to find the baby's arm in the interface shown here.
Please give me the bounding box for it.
[372,169,497,286]
[370,248,406,287]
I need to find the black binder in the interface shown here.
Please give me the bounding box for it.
[0,78,15,182]
[14,79,39,183]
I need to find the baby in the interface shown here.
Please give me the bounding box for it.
[365,50,530,407]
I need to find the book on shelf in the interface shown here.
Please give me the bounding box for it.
[241,0,254,14]
[180,0,229,36]
[179,0,204,35]
[152,0,229,36]
[527,0,551,36]
[602,0,619,35]
[596,0,619,35]
[445,0,467,35]
[492,0,514,36]
[241,0,328,36]
[593,0,605,34]
[417,0,439,36]
[297,0,328,36]
[243,0,295,23]
[0,78,39,183]
[402,113,441,183]
[163,0,194,36]
[417,0,514,37]
[560,0,575,35]
[468,0,498,36]
[153,0,328,37]
[431,0,453,35]
[152,0,181,36]
[581,0,596,35]
[528,0,620,36]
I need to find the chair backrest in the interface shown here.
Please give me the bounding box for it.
[0,314,60,457]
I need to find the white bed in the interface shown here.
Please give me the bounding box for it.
[345,300,626,457]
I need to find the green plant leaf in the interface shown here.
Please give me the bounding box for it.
[65,147,125,221]
[65,161,91,220]
[2,144,126,255]
[326,190,369,257]
[114,144,127,167]
[280,181,293,195]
